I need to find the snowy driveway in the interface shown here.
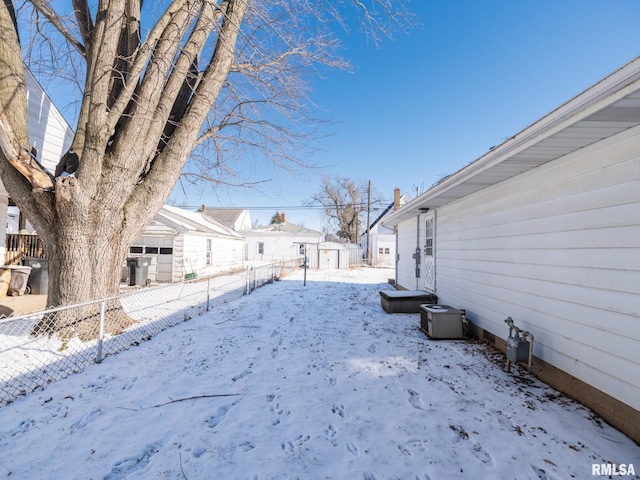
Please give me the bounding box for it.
[0,267,638,479]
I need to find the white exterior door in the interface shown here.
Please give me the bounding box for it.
[318,249,339,269]
[423,212,436,292]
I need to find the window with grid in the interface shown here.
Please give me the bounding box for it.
[206,239,212,265]
[425,218,434,256]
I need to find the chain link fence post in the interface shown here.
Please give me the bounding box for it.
[206,277,211,312]
[96,300,106,364]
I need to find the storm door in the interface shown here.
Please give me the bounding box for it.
[423,212,436,292]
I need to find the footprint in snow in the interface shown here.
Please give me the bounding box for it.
[331,404,345,417]
[346,442,359,456]
[530,464,563,480]
[408,389,424,410]
[269,402,291,426]
[325,375,337,386]
[120,377,137,391]
[471,441,494,465]
[367,344,377,353]
[398,444,412,457]
[237,441,255,452]
[232,369,252,382]
[71,408,102,430]
[104,441,163,480]
[325,425,338,446]
[281,434,311,454]
[449,424,494,466]
[206,400,239,428]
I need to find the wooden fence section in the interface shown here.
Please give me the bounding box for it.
[4,234,45,265]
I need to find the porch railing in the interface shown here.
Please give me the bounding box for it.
[4,234,45,265]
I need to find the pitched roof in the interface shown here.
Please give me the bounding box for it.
[365,192,412,233]
[251,222,322,235]
[149,205,243,238]
[200,208,247,227]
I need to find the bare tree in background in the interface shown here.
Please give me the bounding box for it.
[0,0,413,331]
[310,177,385,243]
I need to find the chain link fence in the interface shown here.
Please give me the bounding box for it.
[0,260,299,406]
[245,259,301,294]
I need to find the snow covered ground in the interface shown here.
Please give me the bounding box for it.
[0,267,638,479]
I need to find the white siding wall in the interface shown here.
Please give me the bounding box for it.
[205,236,244,275]
[0,70,74,263]
[434,124,640,411]
[396,217,419,290]
[372,233,396,267]
[172,235,185,281]
[182,234,244,277]
[244,234,321,263]
[25,70,74,172]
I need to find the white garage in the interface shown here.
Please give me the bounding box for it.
[129,205,245,282]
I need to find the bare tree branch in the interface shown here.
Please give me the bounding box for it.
[309,177,385,242]
[28,0,85,56]
[1,0,413,311]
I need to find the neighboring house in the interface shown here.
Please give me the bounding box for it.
[199,206,252,231]
[241,213,325,263]
[129,205,244,282]
[383,56,640,443]
[0,68,74,262]
[360,188,411,266]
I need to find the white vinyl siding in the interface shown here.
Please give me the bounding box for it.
[25,69,74,173]
[433,124,640,411]
[1,69,75,258]
[182,235,243,277]
[369,234,395,267]
[243,233,324,262]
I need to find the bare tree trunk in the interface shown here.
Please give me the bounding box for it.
[0,0,413,340]
[32,178,135,335]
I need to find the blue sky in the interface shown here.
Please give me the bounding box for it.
[168,2,638,229]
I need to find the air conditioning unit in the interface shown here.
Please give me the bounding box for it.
[419,304,464,339]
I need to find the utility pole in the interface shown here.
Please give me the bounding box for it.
[366,180,371,265]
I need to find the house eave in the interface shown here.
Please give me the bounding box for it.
[383,55,640,226]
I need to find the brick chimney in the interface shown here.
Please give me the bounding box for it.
[394,187,401,210]
[281,212,286,223]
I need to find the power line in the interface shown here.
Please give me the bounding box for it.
[178,203,390,211]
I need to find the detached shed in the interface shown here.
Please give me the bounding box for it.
[307,242,350,270]
[130,205,245,282]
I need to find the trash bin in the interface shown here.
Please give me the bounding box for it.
[22,257,48,295]
[127,257,151,286]
[0,268,11,297]
[7,266,32,296]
